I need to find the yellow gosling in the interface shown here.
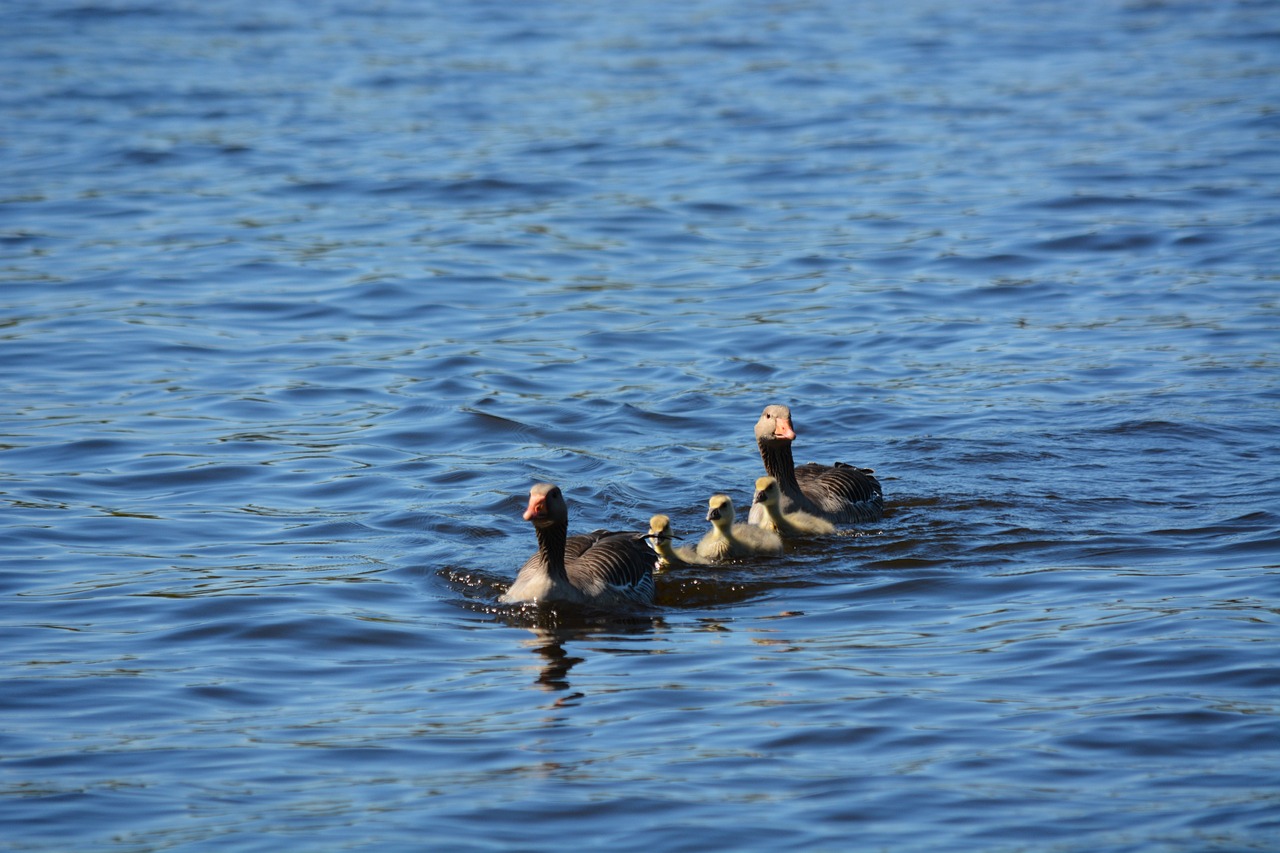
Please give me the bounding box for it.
[752,476,836,537]
[696,494,783,562]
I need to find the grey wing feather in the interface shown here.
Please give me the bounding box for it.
[796,462,884,521]
[568,531,656,602]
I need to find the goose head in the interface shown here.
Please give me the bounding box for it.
[523,483,568,530]
[755,404,796,444]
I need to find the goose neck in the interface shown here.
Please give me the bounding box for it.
[535,522,570,583]
[759,439,802,501]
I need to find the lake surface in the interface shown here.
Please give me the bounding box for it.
[3,1,1278,850]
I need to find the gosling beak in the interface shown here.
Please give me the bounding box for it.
[754,489,768,505]
[706,507,721,522]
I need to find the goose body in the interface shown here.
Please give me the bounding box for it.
[696,494,783,562]
[748,404,883,526]
[752,475,836,537]
[501,483,656,606]
[647,514,711,569]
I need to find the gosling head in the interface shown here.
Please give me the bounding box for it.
[753,476,780,508]
[706,494,735,531]
[648,514,674,542]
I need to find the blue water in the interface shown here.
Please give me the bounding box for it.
[3,1,1278,850]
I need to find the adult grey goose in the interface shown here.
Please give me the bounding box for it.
[747,404,884,526]
[501,483,656,606]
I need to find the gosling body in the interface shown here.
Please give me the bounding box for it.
[696,494,783,562]
[752,476,836,537]
[647,514,711,569]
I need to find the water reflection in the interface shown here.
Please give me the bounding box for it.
[525,629,584,694]
[485,570,804,696]
[512,618,663,700]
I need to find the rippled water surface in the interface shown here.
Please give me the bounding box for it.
[3,1,1279,850]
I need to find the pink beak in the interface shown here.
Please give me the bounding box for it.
[775,417,796,441]
[523,495,546,521]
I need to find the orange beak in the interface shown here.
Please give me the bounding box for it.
[523,495,546,522]
[775,417,796,441]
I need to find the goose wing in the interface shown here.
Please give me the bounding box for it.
[795,461,884,521]
[566,530,656,603]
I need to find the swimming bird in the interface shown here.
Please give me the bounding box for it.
[646,514,711,569]
[501,483,656,606]
[748,404,883,526]
[752,475,836,537]
[696,494,783,562]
